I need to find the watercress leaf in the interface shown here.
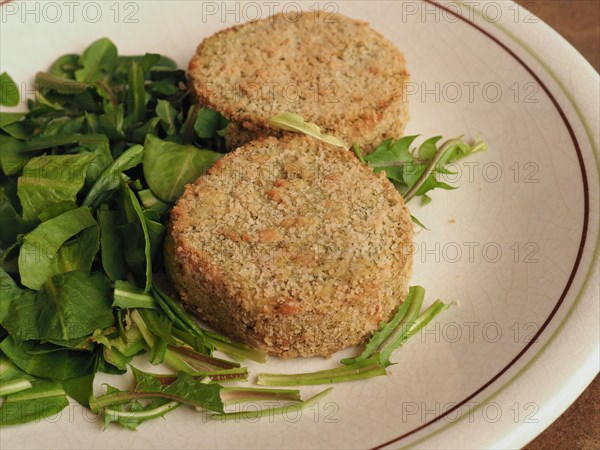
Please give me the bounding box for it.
[156,100,178,135]
[137,309,173,365]
[83,140,113,187]
[267,112,348,148]
[97,207,128,281]
[138,309,174,345]
[97,104,124,140]
[138,189,169,214]
[4,271,113,342]
[143,210,165,263]
[0,72,19,106]
[113,280,156,309]
[49,54,80,79]
[35,72,89,95]
[148,79,180,97]
[145,54,177,71]
[410,215,430,230]
[417,136,443,160]
[0,337,95,381]
[0,379,69,426]
[130,116,161,143]
[0,134,29,176]
[143,134,222,202]
[124,62,146,127]
[120,182,152,291]
[37,201,77,222]
[364,135,419,182]
[0,187,34,248]
[83,144,143,208]
[96,323,145,371]
[54,223,100,274]
[1,121,32,140]
[129,367,224,413]
[414,179,456,197]
[18,207,97,290]
[162,372,224,413]
[75,38,118,83]
[38,271,113,341]
[131,366,164,392]
[0,268,36,332]
[17,152,96,221]
[0,112,26,128]
[194,108,224,138]
[62,372,95,408]
[0,355,34,383]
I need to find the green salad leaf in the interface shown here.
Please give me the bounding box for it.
[143,135,222,203]
[0,135,30,176]
[362,135,487,203]
[1,271,113,342]
[97,206,128,281]
[120,182,153,291]
[257,287,449,385]
[17,152,96,221]
[18,207,98,289]
[83,144,143,209]
[0,379,69,426]
[268,112,348,148]
[75,38,118,83]
[0,72,20,106]
[0,337,95,381]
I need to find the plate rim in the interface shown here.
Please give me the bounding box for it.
[375,0,599,448]
[0,1,598,448]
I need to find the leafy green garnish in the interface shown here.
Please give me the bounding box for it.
[362,135,487,203]
[268,112,349,148]
[0,379,69,426]
[75,38,118,83]
[0,37,474,429]
[17,207,99,290]
[83,144,143,209]
[256,287,449,386]
[0,38,238,427]
[1,271,113,342]
[0,337,95,381]
[257,356,387,386]
[17,152,96,220]
[0,72,20,106]
[142,135,222,203]
[210,387,333,421]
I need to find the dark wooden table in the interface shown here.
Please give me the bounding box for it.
[514,2,599,449]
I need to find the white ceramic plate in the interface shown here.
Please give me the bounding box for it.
[1,1,598,449]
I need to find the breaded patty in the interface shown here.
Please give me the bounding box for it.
[188,11,410,152]
[164,135,413,358]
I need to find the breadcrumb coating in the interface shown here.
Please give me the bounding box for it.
[187,11,410,152]
[165,135,413,358]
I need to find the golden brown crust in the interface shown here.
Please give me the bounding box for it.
[165,135,413,358]
[188,11,410,152]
